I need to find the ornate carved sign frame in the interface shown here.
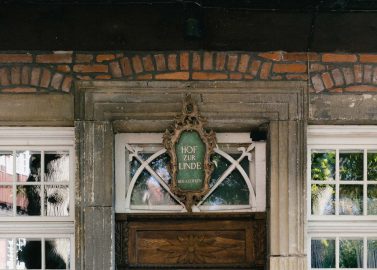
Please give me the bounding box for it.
[163,95,216,211]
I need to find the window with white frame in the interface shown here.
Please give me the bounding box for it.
[308,126,377,269]
[115,133,266,213]
[0,127,75,270]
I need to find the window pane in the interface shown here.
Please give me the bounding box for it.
[0,153,13,182]
[367,185,377,215]
[16,185,41,216]
[0,186,12,216]
[311,151,335,181]
[45,185,69,217]
[340,152,363,181]
[210,153,231,187]
[340,239,363,268]
[44,152,69,183]
[16,151,41,182]
[367,152,377,180]
[45,238,70,269]
[16,238,41,269]
[311,184,335,215]
[339,185,363,215]
[0,239,13,269]
[311,239,335,268]
[368,240,377,268]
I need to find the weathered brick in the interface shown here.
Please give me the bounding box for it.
[238,54,250,73]
[329,88,344,93]
[227,54,238,71]
[192,72,228,80]
[244,74,254,80]
[344,85,377,92]
[215,52,226,71]
[154,54,166,71]
[354,65,363,83]
[310,63,326,72]
[40,68,51,88]
[56,65,71,73]
[132,56,143,73]
[36,53,72,64]
[331,69,345,86]
[364,65,373,83]
[30,67,41,86]
[0,68,10,86]
[115,53,124,58]
[359,54,377,63]
[321,72,334,89]
[373,67,377,84]
[155,72,189,80]
[62,76,73,92]
[76,75,91,80]
[120,57,133,76]
[11,66,21,85]
[51,73,64,90]
[192,52,201,71]
[249,60,261,76]
[311,74,325,93]
[271,75,283,80]
[286,74,308,80]
[259,62,272,79]
[21,66,30,85]
[283,52,320,61]
[136,74,153,80]
[203,52,213,71]
[180,52,189,71]
[0,54,32,63]
[75,54,93,63]
[2,87,36,93]
[342,67,355,85]
[142,55,155,72]
[109,61,122,78]
[258,51,283,61]
[168,54,177,71]
[273,63,307,73]
[230,73,243,79]
[73,64,108,73]
[96,54,115,62]
[322,53,357,63]
[95,75,112,80]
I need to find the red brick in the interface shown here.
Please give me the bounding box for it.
[192,72,228,80]
[244,74,254,80]
[230,73,243,79]
[342,67,354,85]
[11,66,21,85]
[249,60,261,76]
[331,69,345,86]
[40,68,51,88]
[154,54,166,71]
[329,88,344,93]
[120,57,133,76]
[168,54,177,71]
[75,54,93,63]
[56,65,71,73]
[344,85,377,92]
[258,51,283,61]
[192,52,201,71]
[76,75,91,80]
[286,74,308,80]
[96,54,115,62]
[95,75,112,80]
[73,64,108,73]
[354,65,363,83]
[136,74,153,80]
[203,52,213,70]
[311,74,325,93]
[51,73,64,90]
[322,53,357,63]
[132,56,143,73]
[180,52,189,71]
[310,63,326,72]
[36,53,72,64]
[271,75,283,80]
[373,67,377,84]
[260,62,272,79]
[0,68,10,86]
[273,63,307,73]
[2,87,36,93]
[238,54,250,73]
[227,54,238,71]
[283,52,320,61]
[364,65,373,83]
[0,54,32,63]
[155,72,189,80]
[359,54,377,63]
[62,76,73,92]
[142,55,155,72]
[30,67,41,86]
[109,61,122,78]
[215,52,226,71]
[21,66,30,85]
[115,53,124,58]
[321,72,334,89]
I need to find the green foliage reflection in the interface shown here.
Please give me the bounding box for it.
[311,152,335,180]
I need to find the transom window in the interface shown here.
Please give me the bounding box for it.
[115,133,266,213]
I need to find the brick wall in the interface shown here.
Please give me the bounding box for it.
[0,51,377,93]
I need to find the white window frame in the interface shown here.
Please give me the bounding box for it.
[0,127,75,270]
[115,133,266,213]
[307,125,377,270]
